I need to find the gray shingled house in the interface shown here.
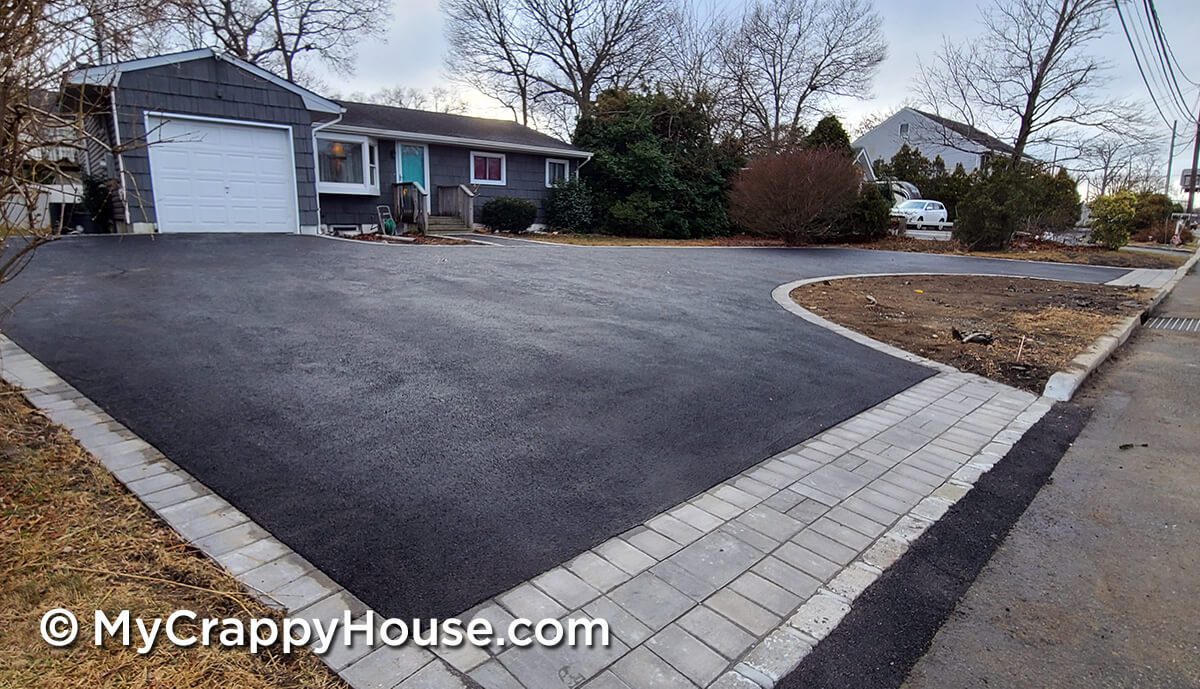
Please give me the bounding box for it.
[64,48,590,235]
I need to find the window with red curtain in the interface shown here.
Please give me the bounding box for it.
[472,153,504,182]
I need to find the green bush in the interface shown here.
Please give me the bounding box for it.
[802,115,852,154]
[1025,168,1081,233]
[953,167,1032,250]
[479,197,537,234]
[544,178,593,233]
[838,183,892,242]
[1089,191,1137,250]
[79,173,114,233]
[573,90,744,238]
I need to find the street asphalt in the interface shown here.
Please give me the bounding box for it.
[0,235,1130,618]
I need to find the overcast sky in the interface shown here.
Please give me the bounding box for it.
[321,0,1200,193]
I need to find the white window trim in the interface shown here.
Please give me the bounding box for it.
[899,122,910,140]
[545,158,571,188]
[470,151,507,186]
[317,133,379,195]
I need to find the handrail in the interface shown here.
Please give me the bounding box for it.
[394,181,428,234]
[434,185,475,230]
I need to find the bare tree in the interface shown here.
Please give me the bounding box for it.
[168,0,390,82]
[917,0,1141,166]
[1075,132,1165,198]
[718,0,886,154]
[343,85,470,114]
[443,0,672,131]
[657,2,741,139]
[444,0,538,125]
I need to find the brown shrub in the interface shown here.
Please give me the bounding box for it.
[729,148,862,245]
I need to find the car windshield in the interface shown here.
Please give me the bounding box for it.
[897,201,924,209]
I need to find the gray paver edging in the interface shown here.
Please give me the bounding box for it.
[0,334,393,686]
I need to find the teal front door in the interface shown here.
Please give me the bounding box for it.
[398,144,426,187]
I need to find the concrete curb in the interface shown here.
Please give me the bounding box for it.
[1044,246,1200,401]
[772,263,1199,404]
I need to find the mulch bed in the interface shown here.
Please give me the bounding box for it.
[792,275,1149,392]
[352,233,472,245]
[859,236,1185,269]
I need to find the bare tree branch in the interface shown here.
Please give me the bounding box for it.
[442,0,672,133]
[719,0,887,154]
[916,0,1146,166]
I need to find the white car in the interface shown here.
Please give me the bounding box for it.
[892,199,948,229]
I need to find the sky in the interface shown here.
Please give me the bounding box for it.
[318,0,1200,197]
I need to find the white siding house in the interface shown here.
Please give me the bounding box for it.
[852,108,1021,174]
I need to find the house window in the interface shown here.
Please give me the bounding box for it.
[470,151,506,185]
[898,122,910,140]
[368,144,378,187]
[545,158,570,187]
[317,134,378,194]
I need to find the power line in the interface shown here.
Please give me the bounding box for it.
[1116,0,1177,127]
[1146,0,1200,88]
[1138,0,1194,118]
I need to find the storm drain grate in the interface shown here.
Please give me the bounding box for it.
[1146,316,1200,332]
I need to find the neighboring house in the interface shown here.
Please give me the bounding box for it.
[852,107,1027,175]
[1,90,83,231]
[63,48,590,234]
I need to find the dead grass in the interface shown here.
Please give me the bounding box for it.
[791,276,1149,392]
[857,236,1186,269]
[352,233,472,245]
[493,232,787,247]
[491,232,1191,267]
[0,383,344,688]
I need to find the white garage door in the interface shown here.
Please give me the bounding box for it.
[147,115,298,233]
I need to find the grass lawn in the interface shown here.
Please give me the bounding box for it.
[0,382,343,688]
[791,275,1150,392]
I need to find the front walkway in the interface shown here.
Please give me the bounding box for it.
[902,272,1200,688]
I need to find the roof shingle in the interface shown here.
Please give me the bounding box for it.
[335,101,585,155]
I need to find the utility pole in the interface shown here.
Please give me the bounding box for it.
[1189,116,1200,214]
[1165,121,1176,197]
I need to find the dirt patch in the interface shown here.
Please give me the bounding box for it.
[791,276,1149,392]
[0,383,344,688]
[352,233,472,245]
[495,232,787,247]
[857,236,1185,269]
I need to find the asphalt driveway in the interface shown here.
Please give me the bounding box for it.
[0,235,1128,618]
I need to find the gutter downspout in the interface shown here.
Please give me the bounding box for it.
[109,87,133,231]
[310,112,344,234]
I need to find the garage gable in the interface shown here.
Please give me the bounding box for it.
[85,53,340,233]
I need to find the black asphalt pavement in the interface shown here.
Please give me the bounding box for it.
[0,235,1128,618]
